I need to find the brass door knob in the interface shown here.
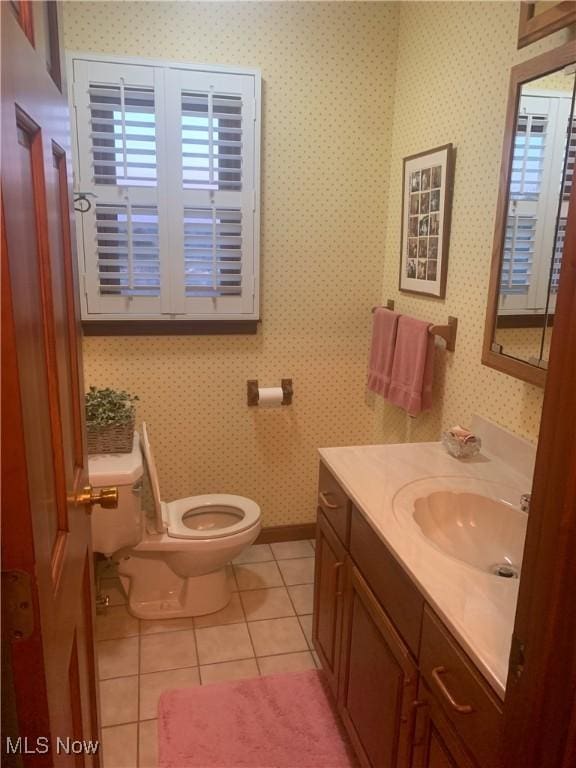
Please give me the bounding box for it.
[77,485,118,509]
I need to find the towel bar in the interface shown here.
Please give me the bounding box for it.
[371,302,458,352]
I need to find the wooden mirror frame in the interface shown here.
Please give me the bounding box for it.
[517,2,576,49]
[482,40,576,387]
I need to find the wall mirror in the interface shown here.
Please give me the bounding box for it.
[483,42,576,386]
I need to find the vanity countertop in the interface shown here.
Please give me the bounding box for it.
[318,438,532,699]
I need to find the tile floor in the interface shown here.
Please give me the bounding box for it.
[97,539,318,768]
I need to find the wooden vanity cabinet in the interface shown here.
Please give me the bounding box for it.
[313,462,503,768]
[338,562,418,768]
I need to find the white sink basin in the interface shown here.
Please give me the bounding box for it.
[392,477,527,577]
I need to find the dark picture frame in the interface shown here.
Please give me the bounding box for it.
[399,143,455,299]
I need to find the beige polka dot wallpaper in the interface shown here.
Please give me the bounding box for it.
[63,2,572,527]
[63,1,400,525]
[372,2,571,447]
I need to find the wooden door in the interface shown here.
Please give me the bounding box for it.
[1,2,100,765]
[312,511,347,696]
[338,564,418,768]
[500,142,576,767]
[411,681,475,768]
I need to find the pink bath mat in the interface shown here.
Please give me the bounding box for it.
[158,669,357,767]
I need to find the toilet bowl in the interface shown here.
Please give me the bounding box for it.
[89,423,261,619]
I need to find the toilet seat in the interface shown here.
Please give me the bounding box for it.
[165,495,261,540]
[140,423,260,541]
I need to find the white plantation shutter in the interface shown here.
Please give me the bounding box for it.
[500,98,548,312]
[167,69,256,316]
[550,217,566,295]
[73,59,168,316]
[73,60,162,192]
[181,92,243,191]
[183,207,243,297]
[549,117,576,310]
[501,215,536,295]
[510,113,547,201]
[562,116,576,203]
[71,56,260,321]
[94,203,160,294]
[88,83,157,187]
[500,92,572,314]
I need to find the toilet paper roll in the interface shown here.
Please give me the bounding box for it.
[258,387,284,407]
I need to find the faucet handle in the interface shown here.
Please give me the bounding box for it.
[520,493,531,513]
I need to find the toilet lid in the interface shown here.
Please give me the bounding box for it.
[165,494,261,539]
[140,422,167,533]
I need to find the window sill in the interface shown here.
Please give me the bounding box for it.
[82,320,259,336]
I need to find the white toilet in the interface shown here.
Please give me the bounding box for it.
[89,423,261,619]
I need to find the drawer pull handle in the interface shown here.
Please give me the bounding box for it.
[431,666,473,714]
[334,561,343,597]
[319,491,340,510]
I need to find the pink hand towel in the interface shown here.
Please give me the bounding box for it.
[387,315,435,417]
[367,307,400,397]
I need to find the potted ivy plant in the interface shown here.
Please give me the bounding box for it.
[85,386,139,454]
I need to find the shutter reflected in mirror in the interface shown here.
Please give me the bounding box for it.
[562,116,575,202]
[501,215,536,295]
[483,45,575,385]
[510,113,547,201]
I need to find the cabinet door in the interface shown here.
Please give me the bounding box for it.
[412,681,476,768]
[419,607,502,768]
[313,511,347,695]
[339,563,418,768]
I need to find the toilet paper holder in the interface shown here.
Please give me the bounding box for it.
[247,379,293,406]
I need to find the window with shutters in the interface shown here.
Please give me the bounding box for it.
[499,90,573,316]
[69,55,260,329]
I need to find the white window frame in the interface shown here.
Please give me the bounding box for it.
[67,52,261,324]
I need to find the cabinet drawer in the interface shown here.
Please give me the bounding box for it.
[318,462,351,546]
[350,508,423,657]
[419,607,503,768]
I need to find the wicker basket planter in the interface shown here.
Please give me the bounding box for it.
[85,386,138,455]
[87,419,135,455]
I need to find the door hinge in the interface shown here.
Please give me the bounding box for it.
[510,632,525,681]
[1,570,34,641]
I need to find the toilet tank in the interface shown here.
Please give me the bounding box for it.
[88,433,143,556]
